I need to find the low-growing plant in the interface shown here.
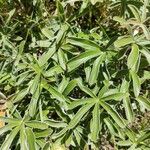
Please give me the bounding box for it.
[0,0,150,149]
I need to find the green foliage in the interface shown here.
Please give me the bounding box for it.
[0,0,150,149]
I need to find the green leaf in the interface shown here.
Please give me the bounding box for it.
[0,92,6,99]
[0,124,16,136]
[140,24,150,40]
[41,79,67,103]
[26,128,36,150]
[30,74,41,94]
[120,79,134,122]
[0,117,21,125]
[41,27,53,39]
[141,49,150,64]
[98,83,109,98]
[52,127,68,139]
[67,37,101,51]
[38,47,56,66]
[58,49,67,70]
[89,54,105,85]
[77,79,97,98]
[20,125,28,150]
[67,50,101,72]
[130,70,141,97]
[114,36,134,48]
[36,40,51,47]
[6,8,16,24]
[104,117,118,137]
[58,77,69,93]
[56,0,65,21]
[127,44,139,70]
[29,78,41,117]
[128,5,141,21]
[101,93,127,101]
[85,66,91,83]
[15,71,31,86]
[137,131,150,143]
[137,96,150,110]
[43,142,51,150]
[125,128,136,142]
[45,120,67,128]
[90,0,101,5]
[117,140,132,146]
[99,101,125,128]
[68,98,95,110]
[13,88,29,103]
[123,97,134,123]
[34,129,52,138]
[25,121,48,129]
[68,103,94,129]
[44,65,63,77]
[56,24,68,47]
[91,103,100,142]
[63,79,77,96]
[1,126,20,150]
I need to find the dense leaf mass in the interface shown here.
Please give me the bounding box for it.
[0,0,150,149]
